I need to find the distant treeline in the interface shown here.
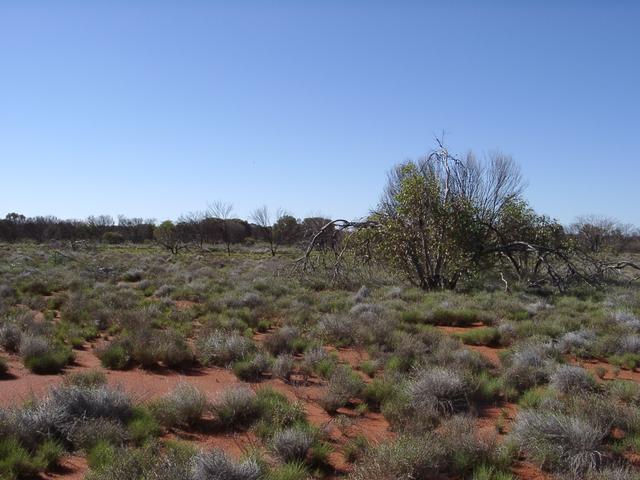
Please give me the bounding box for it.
[0,212,332,248]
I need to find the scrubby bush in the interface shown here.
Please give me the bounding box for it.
[267,461,310,480]
[0,323,22,352]
[549,365,597,395]
[509,410,607,474]
[320,365,364,413]
[428,309,483,327]
[408,366,472,415]
[557,330,596,354]
[68,417,130,449]
[233,353,271,381]
[502,343,555,392]
[457,327,500,346]
[20,336,73,374]
[212,387,259,429]
[198,330,253,367]
[272,354,295,382]
[253,388,306,438]
[97,342,131,370]
[264,326,301,355]
[150,383,207,428]
[270,426,315,462]
[0,356,7,376]
[191,449,261,480]
[349,434,445,480]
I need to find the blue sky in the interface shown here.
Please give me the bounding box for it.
[1,1,638,225]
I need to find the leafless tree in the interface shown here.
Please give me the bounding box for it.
[251,206,287,256]
[207,201,234,254]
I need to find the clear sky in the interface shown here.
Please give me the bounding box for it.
[1,1,638,225]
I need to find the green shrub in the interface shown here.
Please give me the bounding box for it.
[128,407,161,444]
[457,327,500,346]
[0,356,8,376]
[0,437,37,479]
[87,441,117,471]
[24,347,73,374]
[359,360,378,377]
[320,365,365,413]
[150,383,207,428]
[33,439,64,470]
[400,310,424,324]
[609,353,640,370]
[363,378,396,411]
[267,461,309,480]
[343,435,369,462]
[428,309,483,327]
[233,353,271,381]
[213,387,259,430]
[98,342,131,370]
[254,388,307,438]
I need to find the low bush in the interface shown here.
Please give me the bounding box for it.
[428,309,484,327]
[0,356,7,376]
[150,383,207,428]
[549,365,597,395]
[253,388,307,438]
[509,410,607,475]
[343,435,369,462]
[408,366,472,415]
[97,342,131,370]
[233,353,271,381]
[264,326,302,356]
[270,426,315,462]
[127,407,161,444]
[64,369,107,388]
[68,417,129,450]
[191,449,261,480]
[320,365,365,413]
[213,387,259,430]
[0,323,22,352]
[272,354,295,382]
[349,434,445,480]
[267,461,309,480]
[198,330,253,367]
[21,336,73,374]
[457,327,500,346]
[0,437,37,479]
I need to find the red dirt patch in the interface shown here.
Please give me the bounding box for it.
[39,455,88,480]
[0,346,239,407]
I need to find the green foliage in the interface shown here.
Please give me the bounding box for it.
[97,342,131,370]
[24,346,73,374]
[127,407,161,444]
[457,327,500,346]
[267,461,309,480]
[0,438,36,479]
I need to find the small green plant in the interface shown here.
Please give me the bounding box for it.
[128,407,161,444]
[64,369,107,387]
[343,435,369,462]
[267,461,309,480]
[457,327,500,346]
[33,439,64,470]
[87,440,117,470]
[98,343,131,370]
[24,347,73,374]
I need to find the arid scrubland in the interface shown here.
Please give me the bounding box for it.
[0,240,640,480]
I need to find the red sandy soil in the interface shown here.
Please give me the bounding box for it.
[40,456,88,480]
[174,299,198,310]
[571,357,640,382]
[0,345,240,407]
